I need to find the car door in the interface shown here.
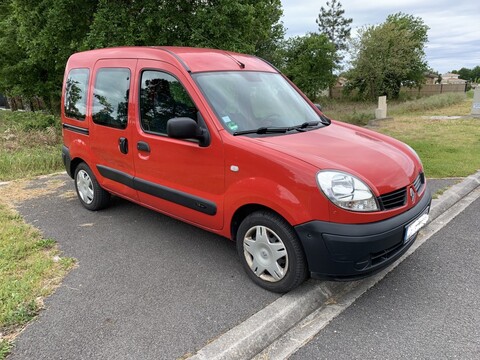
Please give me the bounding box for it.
[132,60,224,230]
[89,59,138,201]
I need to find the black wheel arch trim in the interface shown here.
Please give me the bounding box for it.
[62,145,73,178]
[96,165,217,216]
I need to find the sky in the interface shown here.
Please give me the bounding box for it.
[281,0,480,74]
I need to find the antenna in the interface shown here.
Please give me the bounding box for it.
[223,52,245,69]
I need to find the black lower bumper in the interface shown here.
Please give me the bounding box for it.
[295,187,432,280]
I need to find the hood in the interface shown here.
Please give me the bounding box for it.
[251,122,419,195]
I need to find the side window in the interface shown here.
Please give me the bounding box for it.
[140,71,197,134]
[92,68,130,129]
[64,68,89,120]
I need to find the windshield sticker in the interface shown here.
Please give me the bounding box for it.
[222,116,238,131]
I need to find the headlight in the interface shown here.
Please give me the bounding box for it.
[317,171,379,212]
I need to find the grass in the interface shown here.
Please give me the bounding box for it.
[0,110,74,358]
[0,110,64,181]
[0,202,75,357]
[318,97,376,126]
[373,98,480,178]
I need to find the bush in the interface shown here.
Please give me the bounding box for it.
[390,92,466,115]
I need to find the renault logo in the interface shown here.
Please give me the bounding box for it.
[410,188,416,203]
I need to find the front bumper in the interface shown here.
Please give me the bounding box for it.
[295,186,432,280]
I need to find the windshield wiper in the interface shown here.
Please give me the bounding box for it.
[233,127,291,136]
[233,121,322,136]
[294,121,321,131]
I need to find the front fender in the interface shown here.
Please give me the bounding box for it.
[224,177,314,228]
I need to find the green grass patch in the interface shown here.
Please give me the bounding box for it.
[0,146,64,181]
[0,111,63,181]
[0,203,74,358]
[0,340,12,359]
[374,100,480,178]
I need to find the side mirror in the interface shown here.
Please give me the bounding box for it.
[314,103,322,112]
[167,117,210,147]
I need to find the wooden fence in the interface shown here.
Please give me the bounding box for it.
[332,83,467,99]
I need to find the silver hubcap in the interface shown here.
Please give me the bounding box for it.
[243,226,288,282]
[76,170,94,205]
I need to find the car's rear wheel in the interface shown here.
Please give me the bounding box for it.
[74,162,110,211]
[236,211,308,293]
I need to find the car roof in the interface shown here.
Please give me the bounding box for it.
[66,46,277,74]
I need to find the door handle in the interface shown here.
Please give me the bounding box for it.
[119,137,128,154]
[137,141,150,153]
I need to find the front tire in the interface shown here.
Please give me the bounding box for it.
[74,162,110,211]
[236,211,308,293]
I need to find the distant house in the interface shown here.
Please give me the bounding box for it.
[441,73,467,85]
[424,73,439,84]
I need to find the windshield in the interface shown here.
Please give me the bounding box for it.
[193,71,323,134]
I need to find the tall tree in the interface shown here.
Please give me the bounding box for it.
[346,13,429,100]
[316,0,352,97]
[452,66,480,82]
[0,0,285,112]
[282,33,336,100]
[316,0,352,53]
[84,0,285,60]
[0,0,97,111]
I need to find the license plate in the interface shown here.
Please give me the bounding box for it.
[404,208,430,243]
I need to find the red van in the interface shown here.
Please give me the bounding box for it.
[61,47,431,292]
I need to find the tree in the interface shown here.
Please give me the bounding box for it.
[282,33,336,100]
[316,0,352,53]
[346,13,429,100]
[0,0,97,111]
[316,0,352,97]
[84,0,285,61]
[0,0,285,112]
[452,66,480,83]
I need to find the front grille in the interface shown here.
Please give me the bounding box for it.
[378,188,407,210]
[413,172,425,193]
[378,172,425,211]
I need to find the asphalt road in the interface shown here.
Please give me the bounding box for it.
[6,174,468,359]
[291,196,480,359]
[8,174,279,360]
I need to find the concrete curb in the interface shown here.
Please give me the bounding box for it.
[429,171,480,221]
[189,170,480,360]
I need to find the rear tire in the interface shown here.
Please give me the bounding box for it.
[236,211,308,293]
[74,162,110,211]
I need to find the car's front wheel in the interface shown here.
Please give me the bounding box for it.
[74,162,110,211]
[236,211,308,293]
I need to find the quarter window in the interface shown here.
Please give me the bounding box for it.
[140,71,197,134]
[64,68,89,120]
[92,68,130,129]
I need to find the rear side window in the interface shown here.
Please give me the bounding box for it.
[92,68,130,129]
[140,71,197,134]
[64,68,89,120]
